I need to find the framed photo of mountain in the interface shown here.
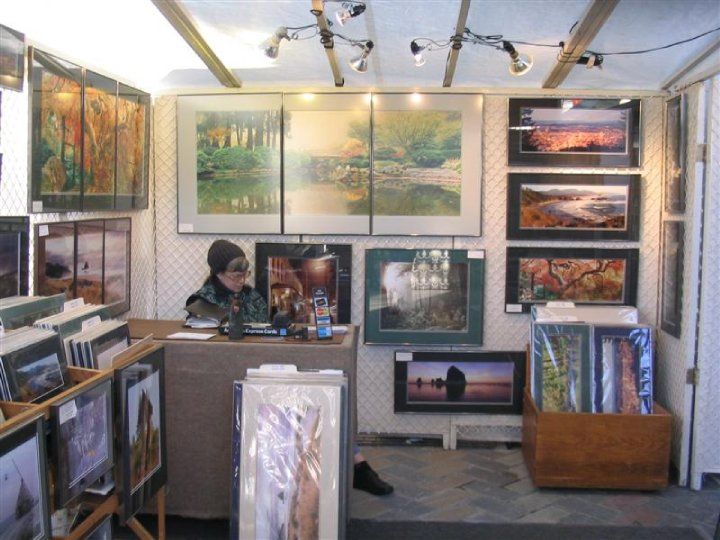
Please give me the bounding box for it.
[664,95,686,214]
[661,221,684,338]
[508,98,641,168]
[0,216,29,298]
[394,351,525,414]
[0,24,25,91]
[507,174,641,241]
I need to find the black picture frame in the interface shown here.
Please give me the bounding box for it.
[0,24,25,91]
[255,243,352,324]
[394,351,525,414]
[507,173,641,241]
[661,221,684,338]
[103,218,132,316]
[2,333,70,403]
[505,247,639,313]
[0,216,29,298]
[664,95,686,214]
[508,98,641,168]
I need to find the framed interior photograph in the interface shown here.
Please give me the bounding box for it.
[664,95,686,214]
[35,221,76,299]
[661,221,684,337]
[177,94,282,233]
[365,248,485,345]
[0,24,25,91]
[75,220,104,305]
[255,243,351,324]
[103,218,131,316]
[508,98,641,168]
[507,173,641,241]
[394,351,525,414]
[0,216,29,298]
[283,93,370,234]
[371,93,482,236]
[116,83,150,210]
[505,247,639,313]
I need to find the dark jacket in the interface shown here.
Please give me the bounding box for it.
[185,276,269,324]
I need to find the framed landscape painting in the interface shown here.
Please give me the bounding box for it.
[35,221,76,299]
[508,98,641,168]
[283,93,370,234]
[507,173,641,241]
[75,220,105,305]
[103,218,131,316]
[371,93,482,236]
[661,221,684,338]
[664,95,686,214]
[394,351,525,414]
[116,83,150,210]
[365,248,485,345]
[506,247,639,312]
[0,216,29,298]
[0,24,25,91]
[177,94,282,233]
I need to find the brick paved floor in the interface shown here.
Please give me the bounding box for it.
[352,445,720,539]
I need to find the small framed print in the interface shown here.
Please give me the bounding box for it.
[0,24,25,91]
[664,95,686,214]
[660,221,684,338]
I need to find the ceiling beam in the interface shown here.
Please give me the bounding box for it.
[443,0,472,87]
[662,38,720,91]
[151,0,242,88]
[311,0,345,87]
[542,0,619,89]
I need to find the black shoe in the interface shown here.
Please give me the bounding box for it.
[353,461,394,496]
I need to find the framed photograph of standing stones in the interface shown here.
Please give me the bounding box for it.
[0,216,29,299]
[661,221,684,338]
[371,93,482,236]
[283,93,370,234]
[177,94,282,234]
[507,173,641,241]
[664,95,686,214]
[508,98,641,168]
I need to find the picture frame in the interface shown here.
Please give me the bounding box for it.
[508,98,641,168]
[75,220,105,305]
[0,216,29,298]
[365,248,485,345]
[0,24,25,91]
[507,173,641,241]
[103,218,132,316]
[115,83,150,210]
[283,93,370,234]
[255,243,352,324]
[505,247,639,313]
[177,94,283,234]
[35,221,76,299]
[661,221,684,337]
[394,351,525,414]
[371,93,482,236]
[664,95,686,214]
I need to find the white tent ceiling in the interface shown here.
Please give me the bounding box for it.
[1,0,719,92]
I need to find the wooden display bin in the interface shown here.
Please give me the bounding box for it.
[522,388,672,490]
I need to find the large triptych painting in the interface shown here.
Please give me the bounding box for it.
[116,83,150,210]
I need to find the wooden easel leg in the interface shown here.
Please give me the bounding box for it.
[127,518,154,540]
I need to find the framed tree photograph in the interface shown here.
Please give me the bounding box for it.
[507,173,641,241]
[508,98,641,168]
[0,216,29,298]
[177,94,282,234]
[35,221,76,299]
[255,243,351,324]
[371,93,482,236]
[394,351,525,414]
[365,248,485,345]
[283,93,370,234]
[103,218,131,316]
[116,83,150,210]
[0,24,25,91]
[661,221,684,337]
[664,95,686,214]
[506,247,639,313]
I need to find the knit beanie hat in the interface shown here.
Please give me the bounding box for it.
[207,240,245,275]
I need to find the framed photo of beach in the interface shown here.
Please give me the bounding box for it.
[365,248,485,345]
[661,221,684,338]
[505,247,639,313]
[283,93,370,234]
[177,94,282,234]
[507,173,641,241]
[371,93,482,236]
[0,24,25,91]
[508,98,641,168]
[394,351,525,414]
[0,216,29,299]
[664,95,686,214]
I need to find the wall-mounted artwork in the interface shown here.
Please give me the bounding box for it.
[506,247,639,313]
[75,220,104,305]
[177,94,282,233]
[394,351,525,414]
[371,93,481,236]
[283,93,370,234]
[508,98,641,168]
[507,173,641,241]
[664,95,686,214]
[0,216,29,298]
[103,218,131,315]
[36,221,76,299]
[365,248,485,345]
[661,221,684,338]
[116,83,150,210]
[0,24,25,91]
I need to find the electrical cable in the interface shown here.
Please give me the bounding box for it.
[593,25,720,55]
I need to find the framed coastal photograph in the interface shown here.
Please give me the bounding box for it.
[35,221,76,299]
[0,216,29,298]
[177,94,282,233]
[283,93,370,234]
[505,247,639,312]
[507,174,641,241]
[508,98,641,168]
[664,95,686,214]
[255,243,351,324]
[103,218,131,316]
[371,93,482,236]
[29,47,84,212]
[365,248,485,345]
[75,220,104,305]
[116,83,150,210]
[0,415,51,540]
[0,24,25,91]
[394,351,525,414]
[661,221,684,338]
[3,333,69,403]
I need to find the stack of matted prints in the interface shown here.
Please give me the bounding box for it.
[231,366,349,540]
[530,304,654,415]
[0,293,65,331]
[63,320,130,370]
[33,303,111,340]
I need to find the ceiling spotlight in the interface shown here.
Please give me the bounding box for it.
[410,40,426,67]
[260,26,289,59]
[335,1,366,26]
[349,40,373,73]
[503,41,533,76]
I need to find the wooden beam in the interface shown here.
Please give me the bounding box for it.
[542,0,619,89]
[443,0,472,87]
[662,38,720,90]
[311,0,345,87]
[151,0,242,88]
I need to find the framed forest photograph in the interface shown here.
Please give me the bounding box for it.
[507,173,640,241]
[661,221,684,337]
[508,98,641,168]
[116,83,150,210]
[664,95,686,214]
[0,216,29,298]
[506,247,639,312]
